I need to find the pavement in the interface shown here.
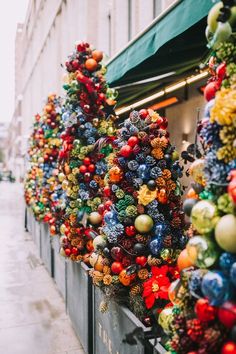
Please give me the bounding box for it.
[0,182,85,354]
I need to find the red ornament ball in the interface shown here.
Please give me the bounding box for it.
[104,200,112,210]
[218,302,236,328]
[204,81,219,101]
[120,145,133,158]
[71,247,78,255]
[65,248,71,257]
[139,109,148,119]
[104,186,111,197]
[88,164,95,173]
[195,298,217,322]
[128,136,139,147]
[83,157,91,165]
[221,341,236,354]
[216,62,226,80]
[111,262,123,274]
[79,165,87,174]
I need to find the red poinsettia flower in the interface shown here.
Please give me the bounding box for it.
[142,265,171,309]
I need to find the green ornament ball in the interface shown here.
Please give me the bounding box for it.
[134,214,153,233]
[93,236,107,250]
[158,308,173,334]
[191,200,219,235]
[215,214,236,253]
[187,235,219,268]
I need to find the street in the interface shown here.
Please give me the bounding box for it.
[0,182,84,354]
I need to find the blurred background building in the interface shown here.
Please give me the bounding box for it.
[8,0,206,181]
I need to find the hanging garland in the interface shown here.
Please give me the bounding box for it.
[24,95,63,224]
[89,108,185,323]
[58,41,117,262]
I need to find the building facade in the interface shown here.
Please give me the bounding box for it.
[9,0,202,180]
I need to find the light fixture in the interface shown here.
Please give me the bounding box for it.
[115,70,209,116]
[116,90,165,115]
[149,97,179,111]
[165,81,186,93]
[186,71,208,84]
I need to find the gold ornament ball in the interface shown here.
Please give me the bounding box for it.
[58,172,65,182]
[215,214,236,253]
[134,214,154,233]
[89,212,103,225]
[190,159,206,185]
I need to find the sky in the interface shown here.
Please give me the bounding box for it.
[0,0,29,123]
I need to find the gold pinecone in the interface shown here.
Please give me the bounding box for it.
[162,169,172,180]
[138,268,149,280]
[103,265,111,275]
[130,284,143,296]
[148,255,162,266]
[103,274,113,285]
[156,177,166,188]
[151,148,164,159]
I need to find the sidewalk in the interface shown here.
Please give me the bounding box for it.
[0,182,85,354]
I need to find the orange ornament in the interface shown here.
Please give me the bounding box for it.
[186,188,199,200]
[119,270,136,286]
[109,166,123,183]
[45,104,53,113]
[92,50,103,62]
[85,58,98,71]
[177,249,194,271]
[64,164,71,175]
[86,239,94,253]
[157,188,168,204]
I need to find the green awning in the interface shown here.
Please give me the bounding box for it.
[106,0,218,86]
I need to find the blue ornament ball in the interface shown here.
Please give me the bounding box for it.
[201,271,230,306]
[220,253,236,273]
[149,235,162,256]
[104,211,118,227]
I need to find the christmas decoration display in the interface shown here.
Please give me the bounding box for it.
[89,108,185,323]
[58,41,117,261]
[24,95,64,233]
[158,3,236,352]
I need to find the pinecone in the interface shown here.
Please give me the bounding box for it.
[130,283,143,296]
[162,169,171,180]
[151,147,164,159]
[103,274,112,285]
[138,268,149,280]
[171,217,181,228]
[147,255,162,266]
[103,265,111,275]
[135,234,151,244]
[162,235,172,248]
[155,176,166,188]
[99,301,109,313]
